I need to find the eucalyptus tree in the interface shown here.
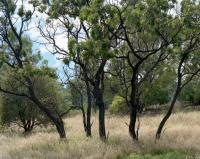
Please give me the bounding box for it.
[108,51,174,109]
[156,0,200,139]
[38,0,116,140]
[102,0,182,140]
[60,66,91,136]
[0,0,66,138]
[0,70,65,133]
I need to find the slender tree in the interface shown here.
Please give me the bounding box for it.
[103,0,181,140]
[156,0,200,139]
[38,0,116,140]
[60,66,93,137]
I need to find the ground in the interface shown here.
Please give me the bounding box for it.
[0,111,200,159]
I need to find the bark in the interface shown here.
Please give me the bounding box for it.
[129,71,139,140]
[19,108,35,133]
[85,80,92,137]
[156,88,181,139]
[26,77,66,138]
[93,87,106,140]
[155,55,184,139]
[129,106,137,140]
[23,119,34,133]
[75,59,106,140]
[32,96,66,138]
[79,89,88,135]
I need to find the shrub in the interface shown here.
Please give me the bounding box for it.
[0,75,65,133]
[108,96,129,115]
[180,81,200,105]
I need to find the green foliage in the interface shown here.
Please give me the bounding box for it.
[16,4,32,19]
[109,96,129,115]
[5,0,16,14]
[124,150,193,159]
[90,25,103,40]
[140,62,176,106]
[32,0,200,120]
[18,6,24,17]
[68,38,78,58]
[142,86,170,106]
[0,94,42,128]
[180,80,200,105]
[0,69,65,130]
[0,32,42,72]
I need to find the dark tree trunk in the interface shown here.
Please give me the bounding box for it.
[85,80,92,137]
[31,96,66,138]
[23,119,34,133]
[93,99,97,113]
[81,106,87,133]
[93,88,106,140]
[19,109,35,134]
[25,77,66,138]
[156,54,186,139]
[77,59,106,139]
[129,71,139,140]
[98,101,106,140]
[129,106,137,139]
[52,115,66,138]
[156,86,181,139]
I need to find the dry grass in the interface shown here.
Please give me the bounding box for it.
[0,111,200,159]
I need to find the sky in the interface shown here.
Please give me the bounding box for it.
[16,1,68,78]
[29,22,66,77]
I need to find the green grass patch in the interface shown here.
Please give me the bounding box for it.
[123,150,197,159]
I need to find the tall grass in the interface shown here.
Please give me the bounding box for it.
[0,111,200,159]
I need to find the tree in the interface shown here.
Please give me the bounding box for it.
[38,0,116,140]
[0,0,66,138]
[156,0,200,139]
[0,71,65,133]
[60,67,93,137]
[103,0,181,140]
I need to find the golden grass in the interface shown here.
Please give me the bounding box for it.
[0,111,200,159]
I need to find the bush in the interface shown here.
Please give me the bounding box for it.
[142,86,170,106]
[0,75,65,133]
[180,81,200,105]
[108,96,129,115]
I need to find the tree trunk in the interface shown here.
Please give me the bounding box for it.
[93,88,106,140]
[85,80,92,137]
[19,110,35,134]
[129,106,137,139]
[23,119,34,133]
[52,115,66,138]
[156,88,181,139]
[25,77,66,138]
[129,72,138,140]
[156,56,184,140]
[98,101,106,140]
[32,97,66,138]
[81,107,87,133]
